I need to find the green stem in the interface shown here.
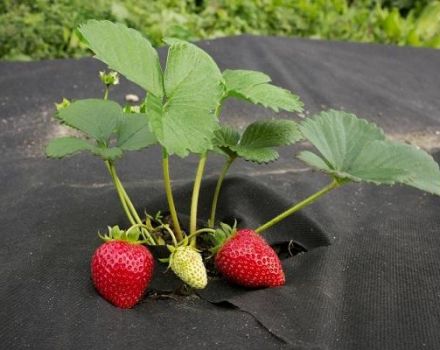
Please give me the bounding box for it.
[108,162,143,225]
[105,161,136,225]
[125,223,156,245]
[189,152,208,243]
[208,156,235,228]
[195,228,217,235]
[115,175,143,224]
[162,149,183,241]
[255,179,340,234]
[102,84,155,243]
[112,165,157,245]
[103,86,109,100]
[106,162,156,248]
[162,224,178,247]
[183,228,217,247]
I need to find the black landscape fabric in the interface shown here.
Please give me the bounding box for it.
[1,36,440,350]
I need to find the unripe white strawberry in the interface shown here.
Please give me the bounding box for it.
[170,246,207,289]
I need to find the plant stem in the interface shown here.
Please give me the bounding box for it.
[189,152,208,243]
[125,223,156,245]
[102,85,145,231]
[195,228,217,235]
[105,161,136,225]
[184,228,217,246]
[114,175,143,224]
[162,149,183,242]
[108,162,140,222]
[255,179,340,234]
[162,225,178,246]
[107,162,158,245]
[102,83,156,243]
[208,156,236,228]
[103,86,109,100]
[187,98,224,244]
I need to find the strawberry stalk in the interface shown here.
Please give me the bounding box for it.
[184,228,217,245]
[103,86,109,100]
[114,175,141,223]
[106,161,156,245]
[101,73,144,227]
[162,149,183,242]
[125,224,156,245]
[107,161,142,224]
[105,160,136,225]
[255,178,341,233]
[102,74,158,245]
[115,178,140,222]
[208,155,236,228]
[189,152,208,244]
[124,224,156,245]
[161,223,178,246]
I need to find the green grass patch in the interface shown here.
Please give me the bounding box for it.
[1,0,439,61]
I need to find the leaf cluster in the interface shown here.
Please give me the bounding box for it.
[47,99,155,160]
[47,20,304,161]
[214,120,302,163]
[298,110,440,195]
[46,20,440,198]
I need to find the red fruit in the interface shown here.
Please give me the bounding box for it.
[91,240,154,308]
[215,229,285,288]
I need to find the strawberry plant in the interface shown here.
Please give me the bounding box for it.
[46,20,440,308]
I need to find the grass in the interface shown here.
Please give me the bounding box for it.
[1,0,439,61]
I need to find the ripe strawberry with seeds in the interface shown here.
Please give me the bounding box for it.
[214,228,285,288]
[91,226,155,308]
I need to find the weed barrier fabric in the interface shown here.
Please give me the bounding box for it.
[1,36,440,349]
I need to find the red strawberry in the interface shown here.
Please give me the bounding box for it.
[215,229,285,288]
[91,240,154,308]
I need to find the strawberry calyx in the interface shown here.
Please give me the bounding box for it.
[98,224,147,244]
[205,221,237,255]
[165,234,201,256]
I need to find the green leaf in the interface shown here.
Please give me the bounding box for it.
[46,136,123,161]
[57,99,121,143]
[78,20,163,97]
[356,141,440,194]
[213,126,241,148]
[233,120,302,163]
[91,146,123,161]
[299,143,409,184]
[146,40,224,157]
[300,110,385,171]
[223,69,303,113]
[212,126,241,158]
[46,137,92,158]
[223,69,271,90]
[117,113,157,151]
[213,120,302,163]
[298,110,440,195]
[405,148,440,195]
[297,151,332,171]
[298,111,399,182]
[52,99,157,161]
